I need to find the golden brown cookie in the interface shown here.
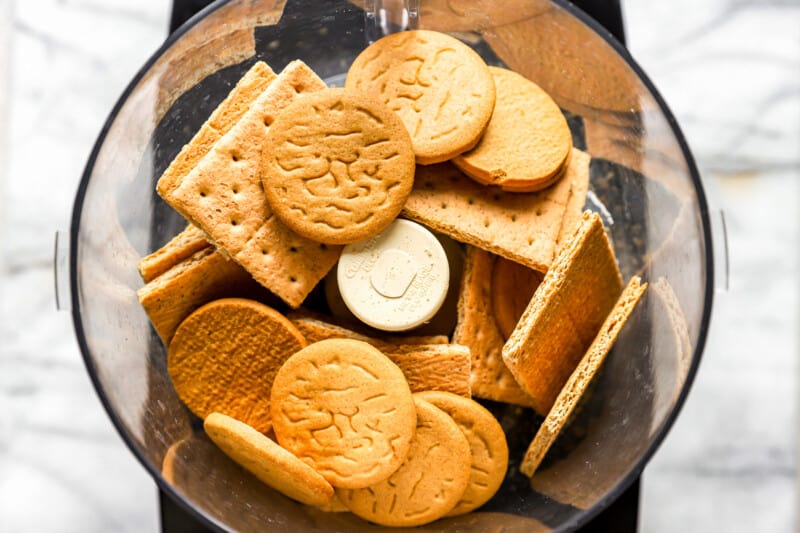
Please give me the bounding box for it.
[346,29,496,165]
[521,277,646,476]
[502,211,623,416]
[337,396,472,527]
[453,67,572,192]
[415,391,508,515]
[270,338,416,489]
[168,298,307,432]
[555,149,591,252]
[204,412,334,506]
[262,88,415,245]
[491,256,544,340]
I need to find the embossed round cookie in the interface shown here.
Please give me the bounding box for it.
[261,88,415,245]
[415,391,509,516]
[452,66,572,192]
[337,396,472,527]
[270,338,416,489]
[346,29,496,165]
[204,412,334,507]
[168,298,307,433]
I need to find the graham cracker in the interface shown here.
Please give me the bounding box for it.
[138,247,276,345]
[160,61,342,308]
[502,211,623,415]
[287,312,470,397]
[137,224,209,283]
[287,309,448,349]
[556,149,591,252]
[452,246,536,407]
[401,150,583,272]
[156,61,276,199]
[520,277,646,477]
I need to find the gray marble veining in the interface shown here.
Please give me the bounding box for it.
[0,0,797,531]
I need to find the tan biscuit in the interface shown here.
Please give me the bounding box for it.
[415,391,508,515]
[161,60,342,308]
[262,88,415,244]
[521,277,647,477]
[138,247,276,345]
[453,247,536,407]
[288,309,449,348]
[502,211,623,416]
[270,339,416,489]
[137,224,210,283]
[401,161,574,272]
[555,149,591,252]
[337,396,471,527]
[156,61,276,199]
[491,256,544,340]
[287,312,470,397]
[168,298,307,433]
[453,67,572,192]
[204,413,334,506]
[346,29,495,165]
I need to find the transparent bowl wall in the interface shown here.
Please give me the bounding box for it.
[69,0,713,531]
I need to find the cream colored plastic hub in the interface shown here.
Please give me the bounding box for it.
[337,219,450,332]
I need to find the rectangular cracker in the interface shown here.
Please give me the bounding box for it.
[156,61,276,199]
[521,277,646,477]
[288,312,470,396]
[160,61,342,308]
[137,224,210,283]
[138,247,275,345]
[287,310,448,349]
[556,149,591,252]
[502,211,623,415]
[402,148,587,273]
[452,246,537,407]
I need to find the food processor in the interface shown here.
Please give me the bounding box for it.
[55,0,722,530]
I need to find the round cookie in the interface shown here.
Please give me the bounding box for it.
[491,256,544,339]
[415,391,509,516]
[261,88,415,245]
[337,396,471,527]
[270,338,416,489]
[346,29,496,165]
[453,66,572,192]
[203,412,334,507]
[167,298,307,433]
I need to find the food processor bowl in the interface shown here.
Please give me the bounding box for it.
[65,0,715,530]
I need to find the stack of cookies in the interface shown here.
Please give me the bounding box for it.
[137,29,649,527]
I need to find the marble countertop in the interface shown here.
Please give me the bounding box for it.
[0,0,797,531]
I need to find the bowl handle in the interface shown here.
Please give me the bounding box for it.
[53,230,71,311]
[364,0,420,42]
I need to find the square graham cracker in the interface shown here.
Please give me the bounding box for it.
[520,276,647,477]
[137,224,210,283]
[452,246,537,407]
[556,148,591,251]
[287,311,470,397]
[137,247,278,345]
[402,147,589,273]
[502,211,623,416]
[160,61,342,308]
[156,61,276,199]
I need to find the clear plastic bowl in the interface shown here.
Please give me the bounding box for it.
[67,0,716,530]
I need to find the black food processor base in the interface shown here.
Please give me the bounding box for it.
[157,0,638,531]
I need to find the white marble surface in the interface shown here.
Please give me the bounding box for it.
[0,0,797,532]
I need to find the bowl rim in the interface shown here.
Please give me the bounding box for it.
[69,0,714,531]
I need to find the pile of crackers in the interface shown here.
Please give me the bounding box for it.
[137,29,648,526]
